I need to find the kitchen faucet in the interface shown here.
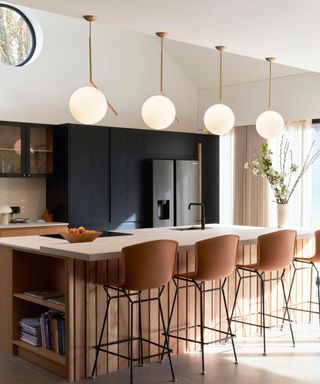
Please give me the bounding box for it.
[188,203,206,230]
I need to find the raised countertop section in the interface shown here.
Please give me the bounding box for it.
[0,224,313,262]
[0,222,68,229]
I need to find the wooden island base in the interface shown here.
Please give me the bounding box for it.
[0,226,314,381]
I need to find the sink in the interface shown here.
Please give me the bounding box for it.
[171,226,203,231]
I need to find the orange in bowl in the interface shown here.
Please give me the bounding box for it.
[60,230,102,243]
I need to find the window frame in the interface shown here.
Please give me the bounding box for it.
[0,3,37,67]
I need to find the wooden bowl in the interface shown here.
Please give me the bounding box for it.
[60,230,102,243]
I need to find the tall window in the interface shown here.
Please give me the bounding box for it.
[311,123,320,227]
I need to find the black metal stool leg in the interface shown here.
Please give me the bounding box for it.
[316,267,320,328]
[229,269,242,329]
[309,266,314,323]
[281,270,295,347]
[129,300,134,384]
[91,294,112,378]
[138,293,144,367]
[199,283,206,375]
[158,296,177,382]
[259,274,266,356]
[221,282,238,364]
[160,280,178,362]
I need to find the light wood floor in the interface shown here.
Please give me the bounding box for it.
[1,323,319,384]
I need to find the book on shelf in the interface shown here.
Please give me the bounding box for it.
[20,310,65,355]
[47,296,65,306]
[19,317,41,347]
[23,290,64,300]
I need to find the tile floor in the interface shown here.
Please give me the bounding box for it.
[1,323,319,384]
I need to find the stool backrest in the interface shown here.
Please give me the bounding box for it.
[121,239,178,290]
[257,230,296,272]
[194,235,239,281]
[313,230,320,262]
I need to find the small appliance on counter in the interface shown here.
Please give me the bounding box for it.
[0,205,12,225]
[9,206,29,224]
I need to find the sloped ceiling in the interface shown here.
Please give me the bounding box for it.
[12,0,320,73]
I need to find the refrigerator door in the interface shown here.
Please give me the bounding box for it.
[176,160,199,226]
[152,160,174,227]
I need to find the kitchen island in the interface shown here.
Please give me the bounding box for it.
[0,225,314,381]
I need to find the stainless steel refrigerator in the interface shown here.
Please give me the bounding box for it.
[152,159,199,227]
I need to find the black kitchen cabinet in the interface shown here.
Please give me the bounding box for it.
[47,124,219,229]
[110,128,146,228]
[143,130,197,159]
[0,121,53,177]
[46,124,109,229]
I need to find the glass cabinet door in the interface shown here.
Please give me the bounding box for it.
[29,126,53,175]
[0,124,23,175]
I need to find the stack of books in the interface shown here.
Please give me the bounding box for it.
[40,310,65,355]
[19,317,42,346]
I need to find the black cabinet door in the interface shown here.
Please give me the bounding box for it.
[69,125,91,225]
[143,130,197,159]
[69,125,109,228]
[110,128,145,227]
[201,135,219,223]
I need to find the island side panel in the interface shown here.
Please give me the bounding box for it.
[0,245,13,354]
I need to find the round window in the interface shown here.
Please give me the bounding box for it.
[0,3,36,66]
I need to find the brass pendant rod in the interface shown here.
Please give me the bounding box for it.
[265,57,275,111]
[84,15,118,116]
[89,20,93,85]
[160,35,164,95]
[215,46,226,104]
[219,49,223,103]
[268,59,272,110]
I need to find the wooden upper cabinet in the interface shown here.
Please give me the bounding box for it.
[28,125,53,175]
[0,121,53,178]
[0,122,23,176]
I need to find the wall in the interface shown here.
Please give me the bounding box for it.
[0,178,46,220]
[0,6,198,133]
[198,72,320,128]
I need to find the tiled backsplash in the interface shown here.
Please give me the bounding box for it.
[0,178,46,221]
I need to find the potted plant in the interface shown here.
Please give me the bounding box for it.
[245,137,320,227]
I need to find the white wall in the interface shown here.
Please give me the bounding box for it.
[0,7,198,132]
[198,72,320,128]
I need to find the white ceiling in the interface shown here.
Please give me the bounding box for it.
[12,0,320,73]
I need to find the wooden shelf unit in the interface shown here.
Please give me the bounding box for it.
[13,340,66,366]
[13,293,65,312]
[11,250,69,379]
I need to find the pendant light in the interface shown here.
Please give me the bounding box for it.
[69,15,118,125]
[256,57,284,138]
[142,32,176,130]
[204,46,235,135]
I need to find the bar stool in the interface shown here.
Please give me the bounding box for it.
[230,230,296,355]
[91,239,178,384]
[287,230,320,325]
[165,235,239,375]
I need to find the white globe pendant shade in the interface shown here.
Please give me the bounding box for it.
[256,110,285,139]
[69,86,107,125]
[142,95,176,130]
[204,103,235,135]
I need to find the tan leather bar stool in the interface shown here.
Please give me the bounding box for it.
[91,239,178,384]
[165,235,239,375]
[230,230,296,355]
[287,230,320,325]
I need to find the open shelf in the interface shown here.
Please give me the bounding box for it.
[13,293,65,312]
[13,340,66,366]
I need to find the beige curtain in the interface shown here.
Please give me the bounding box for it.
[233,125,269,226]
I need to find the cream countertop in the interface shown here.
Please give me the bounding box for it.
[0,222,68,229]
[0,224,313,262]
